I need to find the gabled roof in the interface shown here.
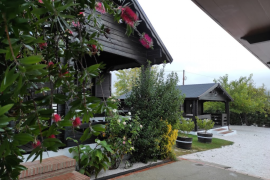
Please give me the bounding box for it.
[176,83,233,101]
[91,0,173,72]
[191,0,270,69]
[118,83,233,101]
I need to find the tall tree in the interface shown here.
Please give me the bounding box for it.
[114,66,158,97]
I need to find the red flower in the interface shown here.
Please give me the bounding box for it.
[32,140,41,149]
[48,61,54,67]
[38,0,43,3]
[78,12,85,16]
[119,6,138,27]
[48,135,56,138]
[139,33,153,49]
[96,2,106,14]
[72,117,81,127]
[39,42,47,49]
[53,113,61,122]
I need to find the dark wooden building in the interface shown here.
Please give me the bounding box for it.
[178,83,233,131]
[191,0,270,69]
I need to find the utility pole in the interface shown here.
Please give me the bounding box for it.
[183,70,185,85]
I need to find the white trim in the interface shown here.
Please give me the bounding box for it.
[176,140,192,143]
[197,136,212,139]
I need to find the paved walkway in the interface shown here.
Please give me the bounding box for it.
[110,158,262,180]
[182,126,270,179]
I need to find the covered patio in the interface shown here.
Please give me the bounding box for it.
[177,83,233,131]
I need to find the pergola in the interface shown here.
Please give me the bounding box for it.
[191,0,270,69]
[177,83,233,131]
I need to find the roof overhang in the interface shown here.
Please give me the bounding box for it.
[191,0,270,69]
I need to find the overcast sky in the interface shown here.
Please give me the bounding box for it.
[112,0,270,92]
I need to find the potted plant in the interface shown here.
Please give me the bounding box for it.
[176,118,195,149]
[196,117,215,143]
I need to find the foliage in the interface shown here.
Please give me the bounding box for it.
[196,117,215,134]
[159,120,178,159]
[105,99,142,169]
[178,119,195,137]
[214,74,268,114]
[212,74,270,125]
[125,63,185,163]
[114,66,158,97]
[0,0,154,178]
[68,138,113,178]
[204,102,225,113]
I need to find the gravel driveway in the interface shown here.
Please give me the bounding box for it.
[181,125,270,180]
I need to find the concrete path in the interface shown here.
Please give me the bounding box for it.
[181,126,270,179]
[111,159,262,180]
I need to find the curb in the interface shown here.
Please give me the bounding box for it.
[94,160,175,180]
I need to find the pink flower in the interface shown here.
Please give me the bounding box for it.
[38,0,43,3]
[67,29,73,35]
[53,114,61,122]
[48,61,54,67]
[119,6,138,27]
[139,33,153,49]
[73,117,81,127]
[32,140,41,149]
[48,135,56,138]
[39,42,47,49]
[96,2,106,14]
[78,12,85,16]
[72,21,80,27]
[123,141,126,144]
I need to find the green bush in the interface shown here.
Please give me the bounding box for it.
[125,64,185,163]
[178,119,194,137]
[196,117,215,133]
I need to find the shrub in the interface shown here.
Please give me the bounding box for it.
[159,120,178,159]
[196,117,215,133]
[178,119,195,137]
[125,64,185,163]
[105,109,142,169]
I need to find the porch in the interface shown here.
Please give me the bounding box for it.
[178,83,233,131]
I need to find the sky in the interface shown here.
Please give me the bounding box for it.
[112,0,270,92]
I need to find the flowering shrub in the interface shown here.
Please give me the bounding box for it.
[159,120,178,159]
[196,117,215,133]
[0,0,156,178]
[105,107,142,169]
[178,119,195,137]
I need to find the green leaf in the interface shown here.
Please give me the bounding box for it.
[94,149,103,161]
[0,104,14,116]
[0,49,7,53]
[14,133,33,145]
[1,38,19,45]
[92,124,105,132]
[38,109,54,116]
[0,66,19,92]
[80,128,91,143]
[58,120,72,127]
[19,55,42,65]
[31,8,48,15]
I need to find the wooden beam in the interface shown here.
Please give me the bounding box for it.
[225,101,230,127]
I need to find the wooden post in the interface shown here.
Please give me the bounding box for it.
[193,100,198,131]
[225,101,230,129]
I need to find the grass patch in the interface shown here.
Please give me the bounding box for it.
[173,134,234,157]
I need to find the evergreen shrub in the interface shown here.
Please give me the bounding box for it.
[125,64,185,163]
